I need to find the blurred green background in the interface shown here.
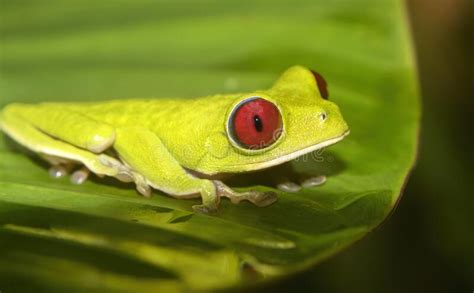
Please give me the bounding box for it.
[0,0,472,292]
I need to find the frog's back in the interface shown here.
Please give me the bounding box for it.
[69,95,234,131]
[44,98,195,127]
[1,95,236,165]
[3,95,231,127]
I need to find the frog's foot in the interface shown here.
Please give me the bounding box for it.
[47,154,120,184]
[276,181,301,193]
[134,173,152,197]
[188,180,219,213]
[301,175,326,188]
[70,167,90,184]
[48,165,70,178]
[48,163,91,185]
[43,154,75,179]
[214,181,277,207]
[98,154,152,197]
[276,175,327,193]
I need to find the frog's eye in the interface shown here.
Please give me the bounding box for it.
[229,97,283,150]
[310,70,329,100]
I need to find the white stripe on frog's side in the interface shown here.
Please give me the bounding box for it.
[227,130,350,173]
[195,130,350,177]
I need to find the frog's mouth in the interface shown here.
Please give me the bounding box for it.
[244,129,350,171]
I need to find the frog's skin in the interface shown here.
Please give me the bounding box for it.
[0,66,349,213]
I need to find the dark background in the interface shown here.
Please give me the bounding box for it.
[261,0,473,292]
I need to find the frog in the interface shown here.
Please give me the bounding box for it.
[0,65,349,213]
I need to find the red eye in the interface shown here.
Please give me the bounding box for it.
[311,70,329,100]
[229,98,283,149]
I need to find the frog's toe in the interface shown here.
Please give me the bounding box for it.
[97,154,137,183]
[277,182,302,193]
[136,182,152,197]
[96,154,124,176]
[251,191,278,207]
[115,171,134,183]
[99,154,152,197]
[301,175,326,188]
[48,165,68,178]
[132,173,152,197]
[70,167,90,185]
[213,181,277,208]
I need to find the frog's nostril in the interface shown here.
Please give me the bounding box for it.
[319,112,327,121]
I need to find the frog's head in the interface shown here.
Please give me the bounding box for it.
[215,65,349,173]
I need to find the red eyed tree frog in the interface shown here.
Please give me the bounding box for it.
[0,66,349,213]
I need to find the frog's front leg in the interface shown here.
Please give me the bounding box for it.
[114,127,277,212]
[113,127,223,212]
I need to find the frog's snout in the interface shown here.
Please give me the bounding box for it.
[321,101,349,135]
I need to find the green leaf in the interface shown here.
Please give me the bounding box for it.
[0,0,420,291]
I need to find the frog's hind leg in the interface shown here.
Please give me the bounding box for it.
[11,104,116,153]
[0,107,120,178]
[112,126,213,209]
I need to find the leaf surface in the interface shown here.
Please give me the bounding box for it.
[0,0,420,291]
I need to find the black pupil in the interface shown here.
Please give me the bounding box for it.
[253,115,263,132]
